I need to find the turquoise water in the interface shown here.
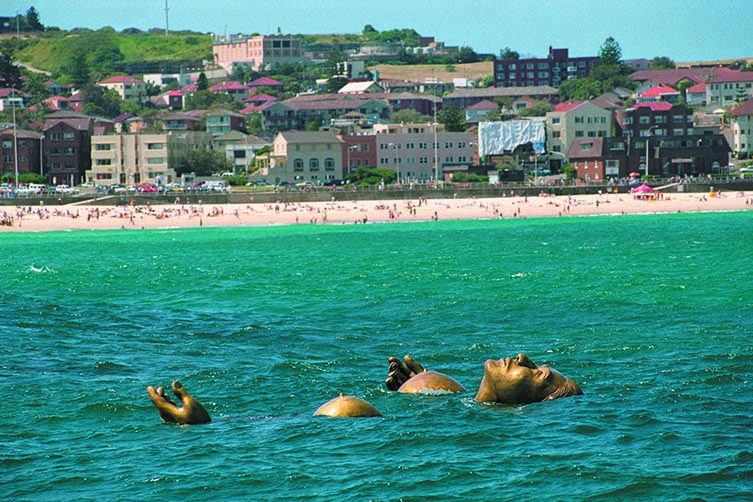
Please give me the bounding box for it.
[2,213,752,501]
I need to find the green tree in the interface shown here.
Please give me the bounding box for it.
[196,72,209,91]
[176,145,230,176]
[362,25,378,37]
[651,56,675,69]
[558,78,602,101]
[25,6,44,31]
[438,103,466,132]
[0,48,23,89]
[390,108,431,123]
[598,36,622,66]
[326,76,348,93]
[246,113,263,134]
[67,53,91,88]
[517,100,554,117]
[457,46,479,64]
[306,117,322,131]
[499,47,520,60]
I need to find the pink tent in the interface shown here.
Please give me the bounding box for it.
[631,183,655,193]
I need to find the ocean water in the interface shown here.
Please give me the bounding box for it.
[1,213,752,501]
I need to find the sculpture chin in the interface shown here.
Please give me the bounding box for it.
[397,370,467,394]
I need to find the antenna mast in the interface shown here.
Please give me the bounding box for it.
[164,0,169,36]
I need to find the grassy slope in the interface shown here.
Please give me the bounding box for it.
[16,32,213,73]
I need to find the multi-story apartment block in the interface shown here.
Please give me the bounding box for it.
[615,102,730,176]
[214,131,270,175]
[730,98,753,158]
[493,47,597,88]
[205,109,247,136]
[87,131,211,186]
[98,75,146,101]
[212,33,305,73]
[89,133,174,186]
[269,131,344,184]
[262,94,391,132]
[341,134,378,177]
[0,127,43,180]
[546,100,612,155]
[43,111,106,186]
[707,71,753,107]
[372,123,474,182]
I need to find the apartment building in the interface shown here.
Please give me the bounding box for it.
[730,98,753,158]
[546,100,612,155]
[493,47,597,88]
[269,131,344,184]
[707,71,753,107]
[89,133,175,186]
[372,123,474,182]
[98,75,147,101]
[212,33,305,73]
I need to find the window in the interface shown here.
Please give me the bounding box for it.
[293,159,304,171]
[95,144,111,151]
[575,131,584,138]
[63,133,75,140]
[575,116,584,123]
[2,141,11,148]
[552,117,561,124]
[324,158,335,171]
[639,116,650,124]
[309,158,319,170]
[95,159,111,166]
[580,142,593,150]
[509,64,516,70]
[673,129,685,136]
[147,158,163,164]
[673,115,685,123]
[622,117,632,125]
[147,143,164,150]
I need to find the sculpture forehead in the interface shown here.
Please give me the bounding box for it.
[398,370,467,394]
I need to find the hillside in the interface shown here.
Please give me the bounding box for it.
[14,30,213,74]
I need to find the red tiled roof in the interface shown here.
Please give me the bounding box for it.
[181,84,198,93]
[553,100,587,112]
[245,92,276,103]
[641,84,679,98]
[567,138,603,159]
[209,81,247,91]
[466,100,498,111]
[687,82,706,94]
[708,70,753,83]
[99,75,143,84]
[629,68,720,85]
[248,77,282,87]
[630,101,673,111]
[731,97,753,116]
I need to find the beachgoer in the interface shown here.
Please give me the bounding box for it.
[146,380,211,425]
[386,353,583,405]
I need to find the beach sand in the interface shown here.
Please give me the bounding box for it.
[2,191,752,233]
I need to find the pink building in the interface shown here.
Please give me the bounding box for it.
[213,34,305,73]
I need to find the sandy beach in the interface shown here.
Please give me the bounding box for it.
[2,191,752,232]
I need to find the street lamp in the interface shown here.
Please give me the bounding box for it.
[39,134,45,176]
[645,125,658,179]
[11,92,19,189]
[347,144,357,177]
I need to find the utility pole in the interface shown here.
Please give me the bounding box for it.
[164,0,169,37]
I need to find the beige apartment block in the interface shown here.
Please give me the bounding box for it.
[88,133,178,186]
[546,100,612,156]
[372,123,475,182]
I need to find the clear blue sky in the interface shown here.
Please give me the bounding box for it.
[11,0,752,62]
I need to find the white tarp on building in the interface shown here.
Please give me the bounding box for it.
[478,120,546,155]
